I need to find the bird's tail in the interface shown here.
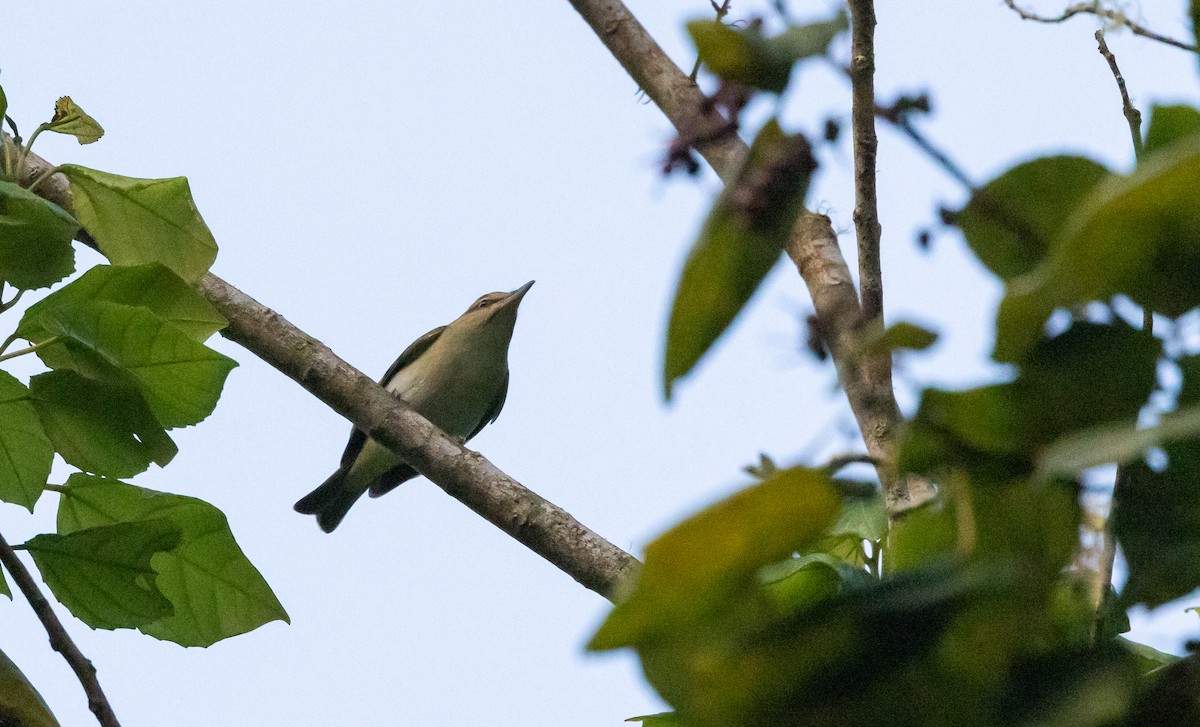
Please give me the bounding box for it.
[294,467,364,533]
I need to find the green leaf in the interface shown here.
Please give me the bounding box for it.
[57,474,289,646]
[688,12,848,92]
[664,121,815,398]
[0,371,53,511]
[17,263,227,343]
[24,519,181,630]
[60,165,217,282]
[860,320,939,355]
[1142,104,1200,158]
[996,139,1200,362]
[36,300,237,428]
[1118,636,1179,674]
[45,96,104,144]
[590,466,840,650]
[1038,402,1200,478]
[957,156,1110,281]
[29,370,177,477]
[626,713,679,726]
[0,83,7,126]
[0,647,61,727]
[1116,443,1200,608]
[0,180,78,290]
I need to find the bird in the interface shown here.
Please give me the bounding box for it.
[295,281,534,532]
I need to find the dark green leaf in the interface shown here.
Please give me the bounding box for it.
[17,263,227,343]
[996,139,1200,362]
[1118,636,1179,674]
[24,519,180,630]
[0,647,60,727]
[957,156,1109,281]
[688,12,848,92]
[1116,445,1200,608]
[36,300,237,428]
[30,370,177,477]
[1143,104,1200,158]
[0,180,78,290]
[0,83,7,124]
[57,474,289,646]
[664,121,815,398]
[589,466,840,650]
[0,371,53,511]
[45,96,104,144]
[60,165,217,282]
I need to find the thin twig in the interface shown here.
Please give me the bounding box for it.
[848,0,884,324]
[1095,29,1145,159]
[689,0,732,81]
[0,530,122,726]
[1003,0,1199,53]
[886,115,976,191]
[1089,30,1147,645]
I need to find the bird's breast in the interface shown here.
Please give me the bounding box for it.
[385,346,505,439]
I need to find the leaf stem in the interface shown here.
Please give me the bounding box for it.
[0,336,59,364]
[13,123,48,184]
[0,288,25,314]
[0,528,123,726]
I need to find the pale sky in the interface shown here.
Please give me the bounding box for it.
[2,1,1198,725]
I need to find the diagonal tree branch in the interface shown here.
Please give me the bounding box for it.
[19,148,640,604]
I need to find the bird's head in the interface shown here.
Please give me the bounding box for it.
[451,280,534,340]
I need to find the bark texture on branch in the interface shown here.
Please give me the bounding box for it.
[21,145,641,603]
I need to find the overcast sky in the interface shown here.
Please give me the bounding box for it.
[3,1,1198,725]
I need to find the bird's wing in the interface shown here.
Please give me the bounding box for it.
[466,369,509,442]
[337,325,447,468]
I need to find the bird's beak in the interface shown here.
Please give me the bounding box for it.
[496,280,535,312]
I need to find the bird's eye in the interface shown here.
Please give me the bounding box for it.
[476,299,491,309]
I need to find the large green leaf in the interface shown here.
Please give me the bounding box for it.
[0,180,78,290]
[957,156,1110,281]
[0,647,60,727]
[664,121,815,398]
[0,371,53,511]
[57,474,289,646]
[29,370,177,477]
[18,263,227,343]
[36,300,237,428]
[590,466,840,650]
[688,11,848,92]
[24,519,181,630]
[996,139,1200,362]
[60,165,217,283]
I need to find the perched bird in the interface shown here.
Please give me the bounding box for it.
[295,281,534,532]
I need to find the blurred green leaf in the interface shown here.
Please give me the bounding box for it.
[0,647,60,727]
[1116,445,1200,608]
[0,83,7,124]
[626,713,679,726]
[590,466,840,650]
[762,556,843,612]
[45,96,104,144]
[36,300,237,428]
[60,165,217,282]
[29,370,177,477]
[0,371,53,511]
[871,321,939,353]
[24,519,180,630]
[1118,636,1179,674]
[58,474,289,646]
[18,263,227,343]
[1038,401,1200,478]
[1143,104,1200,158]
[688,12,847,92]
[996,139,1200,362]
[0,180,78,290]
[957,156,1109,281]
[664,121,815,398]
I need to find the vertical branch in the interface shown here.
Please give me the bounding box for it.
[0,531,122,727]
[848,0,884,324]
[1088,29,1147,645]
